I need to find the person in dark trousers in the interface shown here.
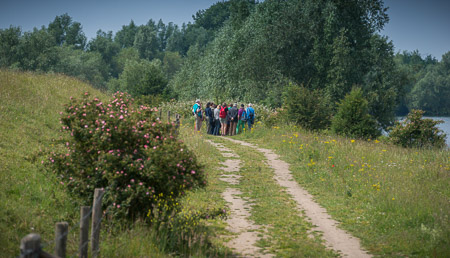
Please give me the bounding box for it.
[246,103,255,131]
[213,104,221,135]
[204,102,212,134]
[227,103,238,136]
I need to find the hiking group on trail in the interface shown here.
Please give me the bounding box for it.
[192,100,255,136]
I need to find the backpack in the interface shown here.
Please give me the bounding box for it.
[219,107,227,118]
[247,107,255,120]
[241,110,247,121]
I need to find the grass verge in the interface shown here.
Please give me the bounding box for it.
[234,122,449,257]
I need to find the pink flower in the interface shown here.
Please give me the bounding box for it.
[117,204,121,208]
[191,170,196,175]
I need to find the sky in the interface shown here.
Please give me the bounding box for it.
[0,0,449,60]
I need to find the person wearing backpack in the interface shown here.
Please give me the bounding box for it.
[227,104,238,136]
[246,103,255,131]
[192,99,203,132]
[236,104,247,134]
[219,103,228,136]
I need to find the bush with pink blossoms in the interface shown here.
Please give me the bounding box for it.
[45,92,205,220]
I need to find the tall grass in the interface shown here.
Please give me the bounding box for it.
[0,70,109,255]
[0,70,231,256]
[236,122,449,256]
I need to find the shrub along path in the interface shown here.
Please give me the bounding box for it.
[216,137,371,257]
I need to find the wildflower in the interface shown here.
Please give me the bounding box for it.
[351,139,355,143]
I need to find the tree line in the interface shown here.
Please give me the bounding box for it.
[0,0,448,120]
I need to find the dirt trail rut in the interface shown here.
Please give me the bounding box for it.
[205,140,272,257]
[222,137,371,258]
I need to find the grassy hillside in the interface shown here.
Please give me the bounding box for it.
[0,70,109,256]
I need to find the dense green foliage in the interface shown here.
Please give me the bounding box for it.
[0,0,448,116]
[389,109,447,148]
[284,83,331,130]
[331,88,380,139]
[45,92,205,219]
[395,50,450,116]
[171,0,404,129]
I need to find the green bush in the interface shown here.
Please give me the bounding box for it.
[389,109,447,148]
[284,83,332,130]
[45,92,205,220]
[331,87,380,139]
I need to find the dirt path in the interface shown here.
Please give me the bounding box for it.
[222,137,371,258]
[205,140,272,257]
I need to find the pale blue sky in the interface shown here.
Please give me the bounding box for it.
[1,0,449,59]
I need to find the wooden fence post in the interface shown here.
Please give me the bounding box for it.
[91,188,104,258]
[79,206,90,258]
[167,111,171,122]
[175,114,180,133]
[55,222,68,258]
[20,233,41,258]
[159,110,162,120]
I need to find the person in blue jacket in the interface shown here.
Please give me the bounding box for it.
[246,103,255,131]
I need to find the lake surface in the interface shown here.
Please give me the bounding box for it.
[396,116,450,147]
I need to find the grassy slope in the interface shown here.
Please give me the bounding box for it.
[0,70,230,257]
[0,70,110,256]
[234,122,449,257]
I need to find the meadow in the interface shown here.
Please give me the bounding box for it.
[233,122,449,256]
[1,69,448,257]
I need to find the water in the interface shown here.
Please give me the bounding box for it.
[395,116,450,147]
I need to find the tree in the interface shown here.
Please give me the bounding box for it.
[88,30,120,77]
[389,109,447,148]
[162,51,183,80]
[0,26,21,67]
[331,88,380,139]
[16,27,56,71]
[114,20,138,48]
[134,24,159,60]
[115,59,167,97]
[48,13,86,49]
[284,83,332,130]
[409,52,450,116]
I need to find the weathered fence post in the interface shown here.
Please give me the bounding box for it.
[20,233,41,258]
[159,110,162,120]
[91,188,104,258]
[167,110,171,122]
[79,206,90,258]
[175,114,180,133]
[55,222,68,258]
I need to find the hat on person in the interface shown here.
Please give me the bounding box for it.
[196,99,200,103]
[248,103,252,107]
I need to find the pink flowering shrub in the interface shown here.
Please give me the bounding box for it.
[45,92,205,219]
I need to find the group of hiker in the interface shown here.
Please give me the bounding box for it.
[192,100,255,136]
